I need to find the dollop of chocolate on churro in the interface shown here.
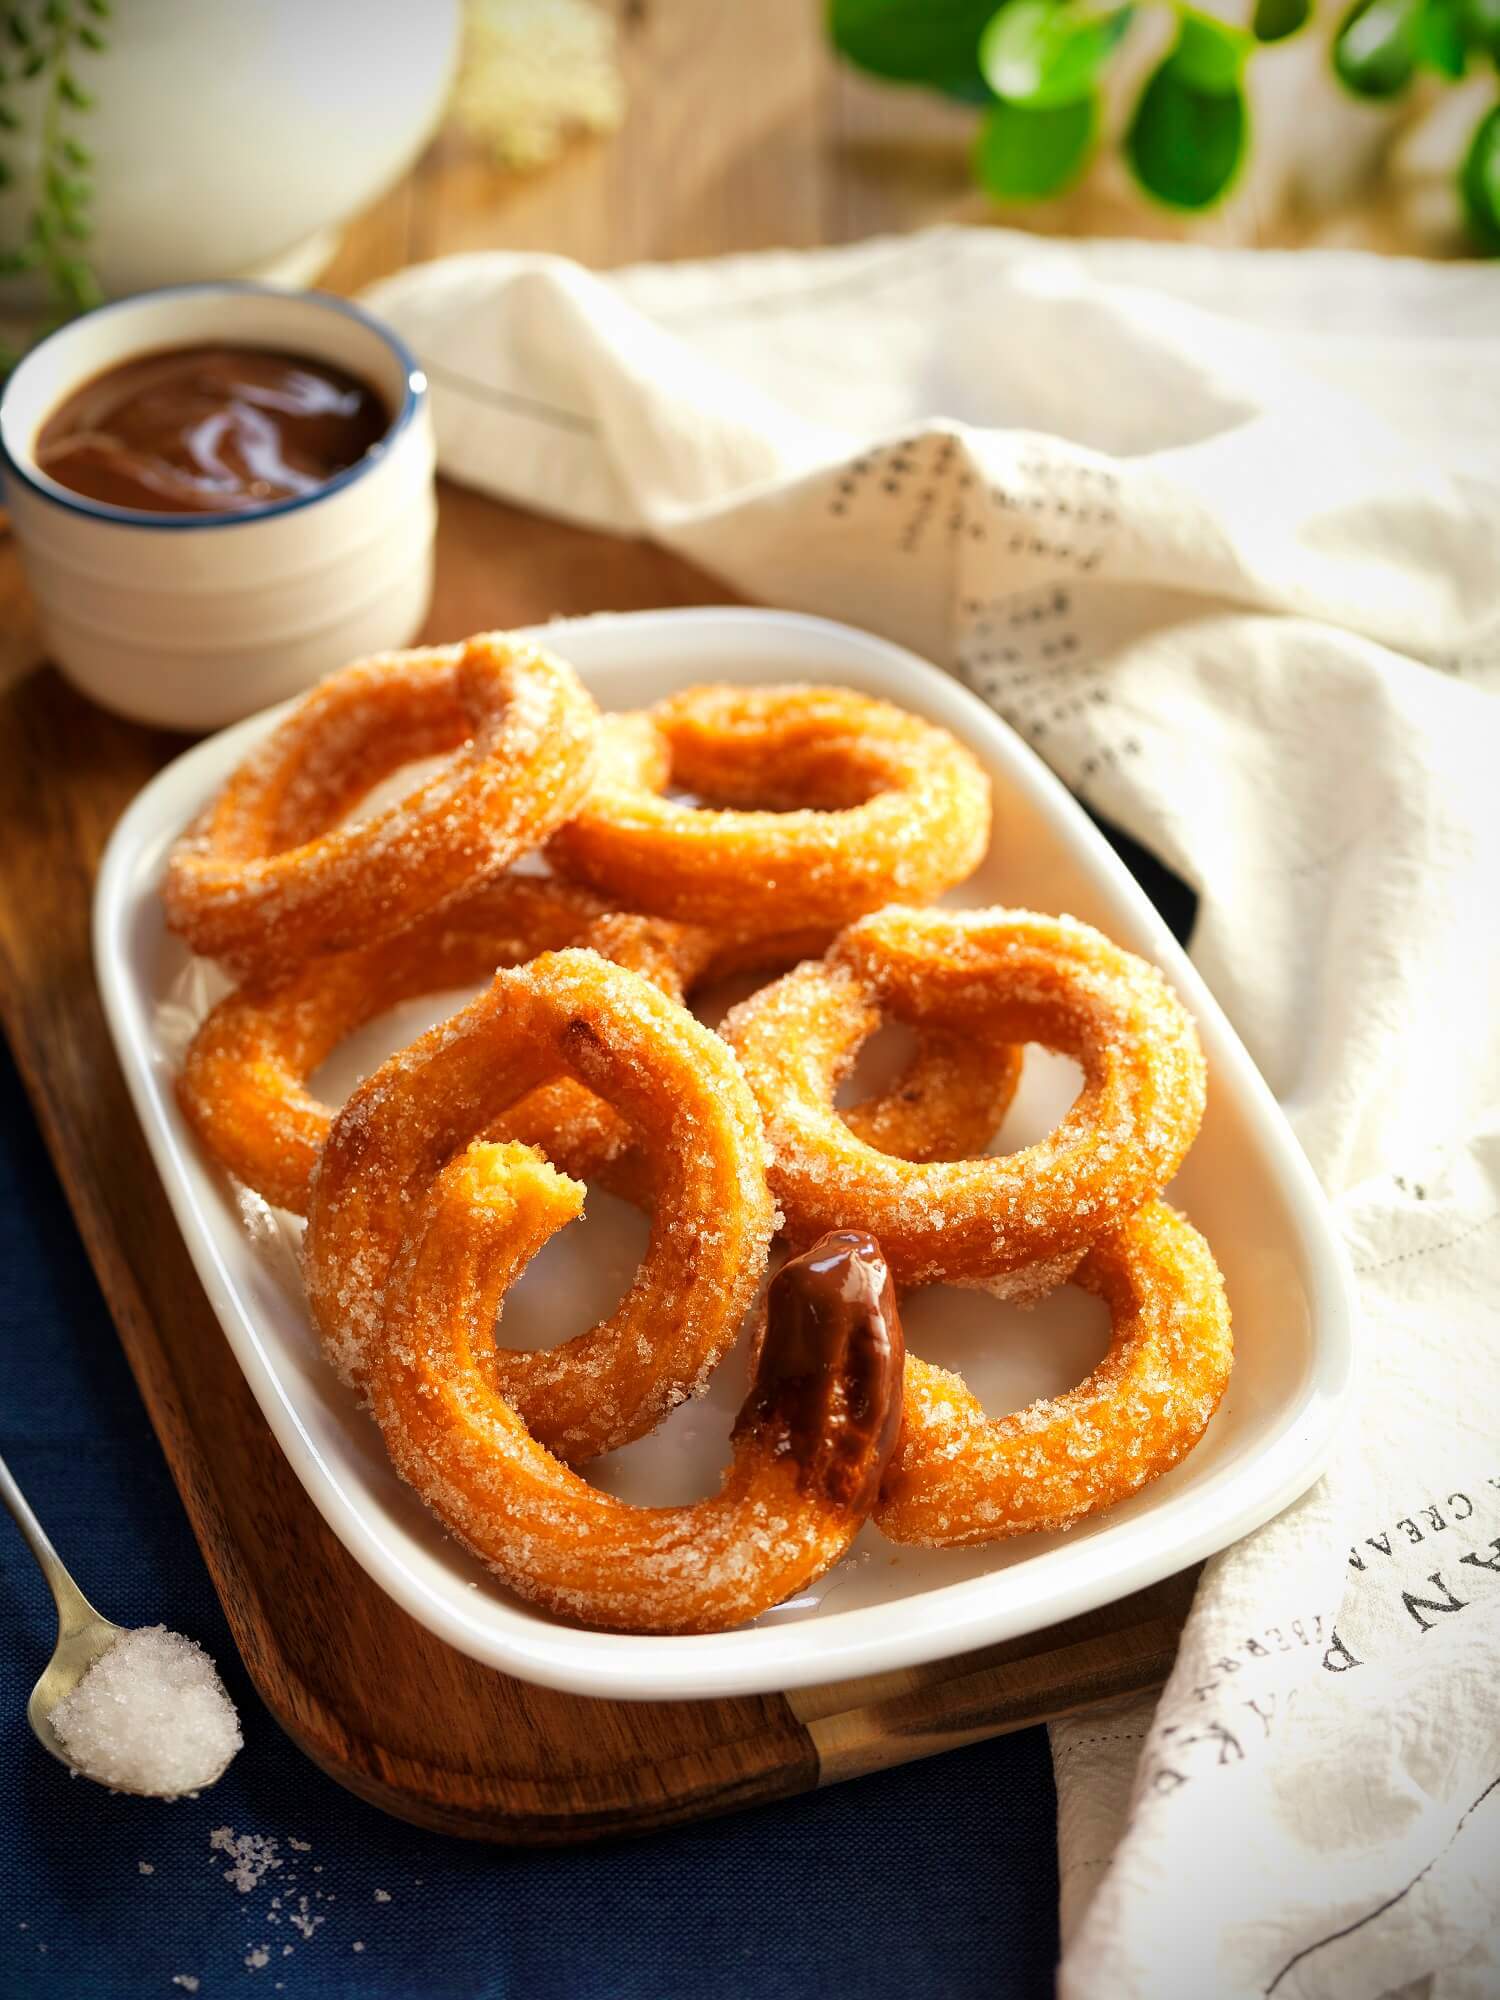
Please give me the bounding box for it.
[740,1229,905,1512]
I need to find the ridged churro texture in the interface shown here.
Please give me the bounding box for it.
[163,635,599,977]
[876,1202,1232,1546]
[367,1185,905,1632]
[723,906,1206,1292]
[303,949,775,1464]
[550,682,991,933]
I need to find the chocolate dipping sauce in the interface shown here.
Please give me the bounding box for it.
[33,345,390,516]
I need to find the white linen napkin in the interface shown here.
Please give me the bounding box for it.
[364,230,1500,2000]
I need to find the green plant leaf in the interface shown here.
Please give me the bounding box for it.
[1252,0,1311,39]
[57,256,102,309]
[1170,10,1254,88]
[828,0,1001,99]
[1416,0,1468,70]
[0,241,42,274]
[83,0,113,15]
[1126,36,1247,207]
[1460,0,1500,50]
[0,154,10,189]
[47,170,91,209]
[42,0,67,27]
[1333,0,1421,94]
[978,0,1131,107]
[1460,101,1500,249]
[58,71,94,109]
[0,98,17,128]
[6,13,33,50]
[78,24,108,52]
[20,47,45,77]
[61,135,91,166]
[974,92,1096,195]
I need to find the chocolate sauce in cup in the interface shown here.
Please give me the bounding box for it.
[34,345,389,517]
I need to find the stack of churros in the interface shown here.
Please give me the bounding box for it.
[165,633,1231,1634]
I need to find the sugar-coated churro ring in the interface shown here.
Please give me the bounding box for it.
[549,683,992,933]
[876,1202,1231,1545]
[377,1177,904,1632]
[163,634,599,977]
[178,876,620,1213]
[723,907,1206,1293]
[304,949,775,1463]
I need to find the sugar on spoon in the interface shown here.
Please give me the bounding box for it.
[0,1448,241,1797]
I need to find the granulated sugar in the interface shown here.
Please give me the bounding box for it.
[192,1825,404,1982]
[48,1626,241,1797]
[209,1826,282,1893]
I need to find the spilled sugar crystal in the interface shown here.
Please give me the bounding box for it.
[49,1626,241,1797]
[210,1827,282,1893]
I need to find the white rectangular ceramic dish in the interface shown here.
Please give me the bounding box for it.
[94,607,1355,1702]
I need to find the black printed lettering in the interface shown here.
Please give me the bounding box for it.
[1180,1722,1243,1767]
[1421,1506,1447,1534]
[1401,1572,1468,1632]
[1458,1538,1500,1576]
[1396,1518,1424,1546]
[1449,1493,1473,1520]
[1366,1533,1393,1559]
[1323,1629,1362,1672]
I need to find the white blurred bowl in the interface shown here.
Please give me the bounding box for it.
[0,283,436,731]
[0,0,460,303]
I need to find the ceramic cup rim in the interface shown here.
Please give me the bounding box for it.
[0,280,426,532]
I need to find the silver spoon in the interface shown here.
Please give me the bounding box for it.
[0,1447,235,1793]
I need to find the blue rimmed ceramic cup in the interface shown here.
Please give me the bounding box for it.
[0,283,436,731]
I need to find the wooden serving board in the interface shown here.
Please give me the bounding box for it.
[0,488,1196,1842]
